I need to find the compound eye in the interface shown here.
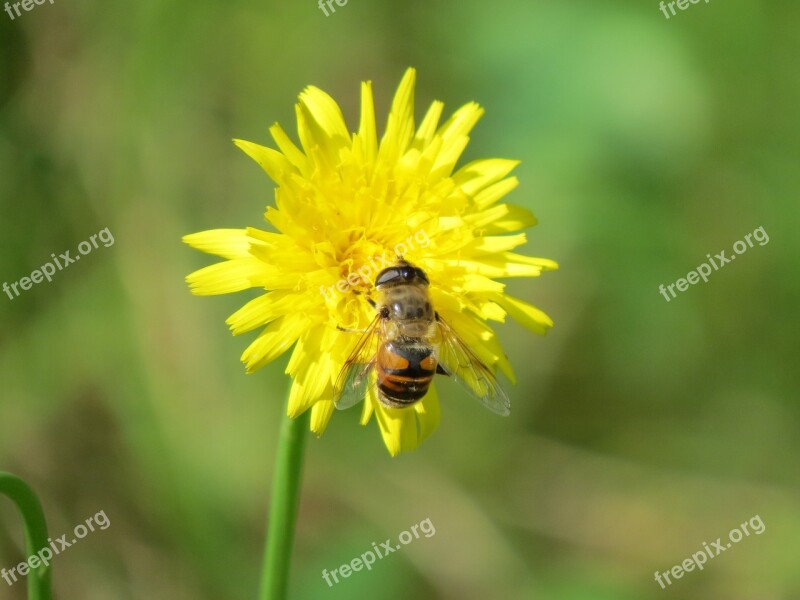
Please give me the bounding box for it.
[375,268,400,287]
[400,267,414,280]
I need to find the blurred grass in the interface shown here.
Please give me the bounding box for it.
[1,0,799,598]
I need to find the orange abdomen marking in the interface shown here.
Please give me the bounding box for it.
[379,345,411,371]
[376,341,436,406]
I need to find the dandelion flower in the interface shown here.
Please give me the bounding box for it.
[183,68,557,456]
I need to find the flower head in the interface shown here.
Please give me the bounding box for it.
[183,68,557,455]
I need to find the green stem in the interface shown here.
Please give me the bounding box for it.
[0,472,52,600]
[258,410,310,600]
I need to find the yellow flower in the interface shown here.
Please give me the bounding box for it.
[183,68,557,456]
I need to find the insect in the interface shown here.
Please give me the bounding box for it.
[333,259,510,415]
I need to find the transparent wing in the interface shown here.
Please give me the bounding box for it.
[434,314,511,416]
[333,314,382,411]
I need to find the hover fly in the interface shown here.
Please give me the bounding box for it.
[333,259,510,415]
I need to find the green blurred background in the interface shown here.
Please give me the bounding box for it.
[1,0,799,598]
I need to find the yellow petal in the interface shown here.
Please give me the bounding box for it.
[286,326,339,418]
[241,313,308,373]
[463,233,528,255]
[286,373,332,420]
[295,91,350,167]
[464,202,536,233]
[182,229,253,260]
[359,394,374,425]
[298,85,351,141]
[226,290,304,335]
[503,252,559,273]
[269,123,310,175]
[429,136,469,180]
[378,68,416,164]
[459,274,506,294]
[473,177,520,209]
[438,253,558,279]
[310,399,335,436]
[413,385,441,443]
[352,80,377,164]
[412,100,444,151]
[453,158,519,198]
[489,293,554,335]
[287,358,332,415]
[438,101,484,145]
[233,139,296,185]
[186,258,267,295]
[370,385,441,456]
[479,300,507,322]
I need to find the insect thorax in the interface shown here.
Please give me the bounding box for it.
[379,283,434,338]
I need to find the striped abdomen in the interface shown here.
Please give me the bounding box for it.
[376,340,437,408]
